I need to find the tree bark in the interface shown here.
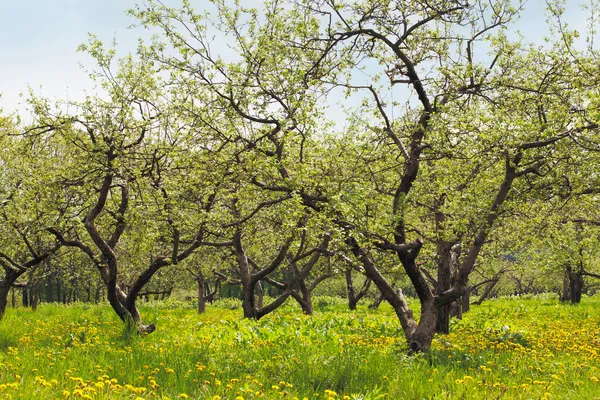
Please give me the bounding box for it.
[345,268,371,311]
[0,270,21,320]
[256,280,264,310]
[46,273,54,303]
[22,286,29,308]
[474,279,500,305]
[197,277,206,314]
[462,287,470,313]
[30,282,39,311]
[368,292,385,309]
[0,281,13,320]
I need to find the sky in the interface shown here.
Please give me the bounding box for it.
[0,0,590,118]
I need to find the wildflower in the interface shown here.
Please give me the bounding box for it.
[179,394,189,399]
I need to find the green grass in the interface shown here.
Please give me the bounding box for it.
[0,296,598,399]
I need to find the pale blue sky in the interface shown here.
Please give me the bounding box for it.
[0,0,141,113]
[0,0,589,117]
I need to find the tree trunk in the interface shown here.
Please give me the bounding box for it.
[345,269,371,311]
[368,292,385,309]
[560,273,570,301]
[435,242,461,334]
[408,299,438,353]
[31,283,39,311]
[94,284,102,303]
[561,264,584,304]
[22,287,29,308]
[298,282,313,315]
[0,281,13,320]
[56,276,62,305]
[0,271,21,320]
[197,278,206,314]
[462,287,470,313]
[46,273,54,303]
[474,279,500,305]
[569,269,584,304]
[256,280,264,309]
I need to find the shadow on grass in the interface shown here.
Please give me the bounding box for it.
[0,330,18,351]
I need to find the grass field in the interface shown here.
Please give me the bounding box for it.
[0,296,598,399]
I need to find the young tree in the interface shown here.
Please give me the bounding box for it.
[0,115,63,319]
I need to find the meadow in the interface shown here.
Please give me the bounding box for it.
[0,296,598,399]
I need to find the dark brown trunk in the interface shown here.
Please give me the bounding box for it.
[570,267,584,304]
[474,279,500,305]
[56,276,62,304]
[256,280,264,309]
[46,273,54,303]
[298,281,313,315]
[462,287,470,313]
[436,303,451,334]
[234,231,259,319]
[0,271,21,320]
[255,287,293,320]
[22,287,29,308]
[204,278,221,303]
[94,284,102,303]
[345,269,357,310]
[30,283,39,311]
[197,278,206,314]
[561,264,584,304]
[347,237,419,343]
[560,273,570,301]
[0,282,12,320]
[408,299,438,353]
[345,268,371,311]
[435,242,460,334]
[368,292,385,309]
